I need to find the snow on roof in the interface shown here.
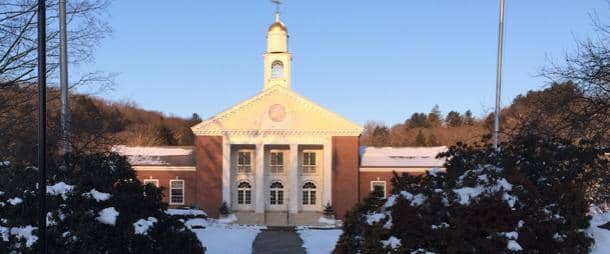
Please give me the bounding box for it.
[113,145,195,166]
[113,145,194,156]
[360,146,448,168]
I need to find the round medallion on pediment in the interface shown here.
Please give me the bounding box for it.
[268,104,286,122]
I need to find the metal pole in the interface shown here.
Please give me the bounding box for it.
[37,0,47,253]
[59,0,69,155]
[493,0,505,151]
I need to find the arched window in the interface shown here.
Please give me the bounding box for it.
[302,182,316,205]
[271,61,284,79]
[269,182,284,205]
[237,182,252,205]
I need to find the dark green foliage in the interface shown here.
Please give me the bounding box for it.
[428,105,442,128]
[0,153,204,253]
[219,202,231,216]
[335,134,606,253]
[155,125,178,146]
[427,134,439,146]
[371,126,390,147]
[464,110,475,126]
[407,113,431,128]
[445,111,463,127]
[323,203,335,217]
[189,113,203,125]
[415,130,426,146]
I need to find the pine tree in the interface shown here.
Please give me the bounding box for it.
[0,153,204,253]
[464,110,475,126]
[371,126,390,147]
[155,125,177,145]
[427,133,439,146]
[189,113,202,125]
[407,113,431,128]
[415,130,426,146]
[323,203,335,217]
[428,105,443,128]
[445,111,463,127]
[219,201,231,216]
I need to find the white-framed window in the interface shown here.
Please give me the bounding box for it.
[269,151,284,174]
[370,181,386,199]
[143,179,159,187]
[237,182,252,205]
[302,182,317,205]
[302,151,317,174]
[269,181,284,205]
[271,60,284,79]
[169,179,185,205]
[237,150,253,174]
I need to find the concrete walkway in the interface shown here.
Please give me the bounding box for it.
[252,227,306,254]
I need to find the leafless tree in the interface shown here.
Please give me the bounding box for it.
[0,0,113,161]
[537,14,610,145]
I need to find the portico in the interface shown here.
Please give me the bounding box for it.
[222,137,332,214]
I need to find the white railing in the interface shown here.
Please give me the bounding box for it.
[237,165,252,173]
[270,165,284,173]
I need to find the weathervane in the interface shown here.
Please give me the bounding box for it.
[272,0,281,14]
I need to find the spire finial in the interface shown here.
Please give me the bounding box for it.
[272,0,281,21]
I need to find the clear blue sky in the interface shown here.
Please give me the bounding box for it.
[80,0,609,125]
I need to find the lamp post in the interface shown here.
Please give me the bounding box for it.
[493,0,505,151]
[37,0,47,253]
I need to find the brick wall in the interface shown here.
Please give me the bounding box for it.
[135,171,197,206]
[195,136,223,218]
[332,136,360,219]
[359,171,427,200]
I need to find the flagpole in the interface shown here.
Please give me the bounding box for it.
[37,0,48,253]
[59,0,69,155]
[493,0,505,151]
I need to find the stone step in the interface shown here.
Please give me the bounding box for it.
[264,226,296,231]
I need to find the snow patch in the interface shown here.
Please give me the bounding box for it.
[7,197,22,205]
[184,218,207,229]
[588,211,610,254]
[381,236,401,249]
[10,226,38,248]
[190,223,263,254]
[217,214,238,224]
[47,182,74,200]
[431,222,449,229]
[298,229,342,254]
[133,217,157,235]
[318,216,336,225]
[507,240,523,251]
[384,195,398,208]
[96,207,119,226]
[166,208,207,217]
[0,226,8,242]
[366,213,386,225]
[82,189,111,202]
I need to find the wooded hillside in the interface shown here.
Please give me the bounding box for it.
[0,86,200,162]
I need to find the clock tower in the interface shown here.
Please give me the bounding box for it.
[264,12,292,90]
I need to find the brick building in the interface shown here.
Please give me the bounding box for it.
[117,13,446,225]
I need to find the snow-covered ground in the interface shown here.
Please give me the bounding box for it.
[188,219,264,254]
[297,228,343,254]
[589,211,610,253]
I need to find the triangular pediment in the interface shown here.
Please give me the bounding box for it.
[191,86,363,136]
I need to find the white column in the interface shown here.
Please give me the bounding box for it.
[323,139,333,207]
[255,144,265,213]
[288,144,299,213]
[222,141,231,206]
